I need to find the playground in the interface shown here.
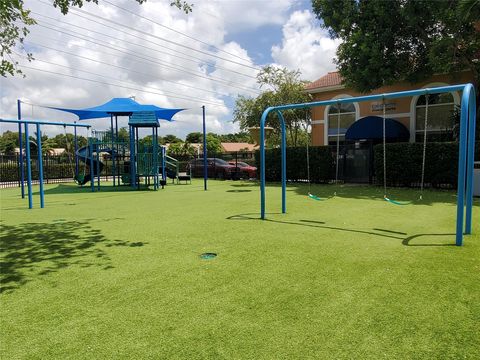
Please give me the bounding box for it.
[0,180,479,358]
[0,83,478,359]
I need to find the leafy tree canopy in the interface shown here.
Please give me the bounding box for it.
[233,65,312,147]
[1,0,193,77]
[185,132,203,143]
[311,0,480,93]
[163,134,182,144]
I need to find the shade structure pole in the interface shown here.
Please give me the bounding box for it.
[36,123,44,208]
[202,106,207,191]
[110,115,115,186]
[153,126,157,190]
[96,143,100,191]
[17,100,25,198]
[74,122,78,177]
[162,146,166,181]
[129,125,135,189]
[89,141,95,192]
[115,116,119,185]
[135,127,139,190]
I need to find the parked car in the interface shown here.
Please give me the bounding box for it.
[189,158,236,179]
[228,161,257,179]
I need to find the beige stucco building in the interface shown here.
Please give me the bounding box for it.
[305,71,473,146]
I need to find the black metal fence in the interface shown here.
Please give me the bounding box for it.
[0,151,259,188]
[0,154,76,188]
[0,148,368,188]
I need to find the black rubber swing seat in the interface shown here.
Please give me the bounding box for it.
[74,174,90,186]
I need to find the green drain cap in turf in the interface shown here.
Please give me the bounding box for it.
[200,253,217,259]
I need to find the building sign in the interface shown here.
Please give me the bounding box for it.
[371,102,396,112]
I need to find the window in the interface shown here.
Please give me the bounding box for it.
[327,102,356,145]
[415,93,456,142]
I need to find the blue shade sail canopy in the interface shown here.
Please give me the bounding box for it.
[345,116,410,141]
[48,98,184,121]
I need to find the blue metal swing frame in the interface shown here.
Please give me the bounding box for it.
[259,84,477,246]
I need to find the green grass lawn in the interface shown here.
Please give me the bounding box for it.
[1,180,479,359]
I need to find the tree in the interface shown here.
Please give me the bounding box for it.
[117,127,129,143]
[0,131,19,155]
[51,133,87,152]
[185,132,203,143]
[311,0,480,94]
[233,65,312,147]
[204,133,222,154]
[167,142,195,157]
[217,132,253,143]
[1,0,193,77]
[163,134,182,144]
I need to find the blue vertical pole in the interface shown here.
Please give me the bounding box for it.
[74,122,78,177]
[17,100,25,198]
[89,141,95,192]
[277,111,287,214]
[130,126,136,189]
[465,84,476,235]
[36,124,44,208]
[115,116,119,186]
[25,123,33,209]
[135,127,139,190]
[153,127,157,190]
[162,146,166,180]
[202,106,207,191]
[455,86,470,246]
[96,144,100,190]
[110,115,115,186]
[155,127,159,189]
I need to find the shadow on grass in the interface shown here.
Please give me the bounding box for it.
[226,213,402,240]
[227,213,458,246]
[0,220,145,294]
[34,184,146,195]
[263,182,461,206]
[402,233,456,246]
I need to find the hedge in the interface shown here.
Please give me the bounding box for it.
[254,146,334,183]
[373,142,479,188]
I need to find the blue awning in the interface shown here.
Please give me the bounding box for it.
[345,116,410,141]
[47,98,184,121]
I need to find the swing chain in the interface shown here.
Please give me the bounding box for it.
[305,111,311,195]
[419,92,429,200]
[63,125,76,179]
[335,100,341,194]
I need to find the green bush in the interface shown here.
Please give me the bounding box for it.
[255,146,334,183]
[373,142,464,188]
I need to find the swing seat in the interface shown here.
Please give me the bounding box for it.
[308,193,326,201]
[384,196,412,206]
[74,174,88,186]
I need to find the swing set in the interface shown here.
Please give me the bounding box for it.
[259,84,477,246]
[305,95,430,204]
[62,124,90,185]
[0,117,91,209]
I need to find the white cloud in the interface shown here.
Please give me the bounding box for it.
[271,10,340,81]
[1,1,329,139]
[195,0,296,33]
[1,0,268,137]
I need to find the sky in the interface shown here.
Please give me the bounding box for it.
[0,0,339,139]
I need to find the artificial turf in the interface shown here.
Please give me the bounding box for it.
[1,180,479,359]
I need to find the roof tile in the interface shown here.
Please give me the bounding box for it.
[305,71,343,90]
